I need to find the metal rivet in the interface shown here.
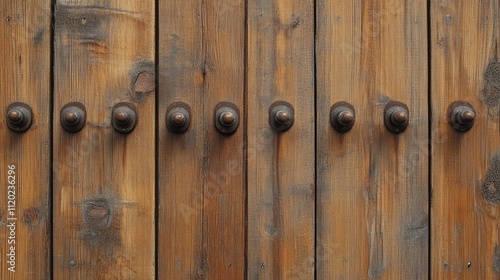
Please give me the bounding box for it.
[330,101,355,132]
[269,101,294,132]
[215,102,239,135]
[384,101,409,133]
[6,102,33,133]
[448,101,475,132]
[69,259,76,267]
[166,103,191,134]
[112,102,137,134]
[60,102,86,133]
[220,111,236,126]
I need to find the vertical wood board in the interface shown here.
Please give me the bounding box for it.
[0,1,51,279]
[53,0,155,278]
[316,0,429,278]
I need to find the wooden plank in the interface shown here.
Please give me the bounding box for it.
[52,1,155,278]
[0,1,51,278]
[158,0,246,278]
[431,1,500,278]
[246,0,315,279]
[316,0,428,278]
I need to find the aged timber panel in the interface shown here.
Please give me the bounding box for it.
[53,0,155,278]
[431,1,500,278]
[158,0,246,278]
[0,0,51,278]
[316,0,429,278]
[247,0,316,279]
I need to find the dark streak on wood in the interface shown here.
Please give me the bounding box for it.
[55,5,109,41]
[494,245,500,273]
[482,59,500,108]
[482,151,500,204]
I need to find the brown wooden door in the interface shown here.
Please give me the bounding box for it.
[0,0,499,279]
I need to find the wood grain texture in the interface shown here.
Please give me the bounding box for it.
[158,0,246,278]
[316,0,428,278]
[52,1,155,278]
[246,0,315,279]
[0,1,51,279]
[431,1,500,278]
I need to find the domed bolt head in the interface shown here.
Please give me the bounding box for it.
[448,102,476,132]
[384,102,409,133]
[220,111,236,127]
[7,110,24,124]
[60,102,86,133]
[114,111,131,125]
[166,105,191,133]
[391,110,408,126]
[6,102,33,133]
[170,112,186,127]
[215,104,239,135]
[275,109,291,125]
[337,111,355,126]
[458,109,475,124]
[111,104,137,134]
[63,111,80,125]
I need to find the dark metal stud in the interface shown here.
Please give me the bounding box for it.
[6,102,32,132]
[448,101,475,132]
[166,102,191,133]
[269,101,294,132]
[330,101,355,132]
[60,102,86,133]
[215,102,239,135]
[384,101,409,133]
[112,102,137,134]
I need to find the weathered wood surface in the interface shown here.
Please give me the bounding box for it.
[0,0,51,279]
[431,1,500,278]
[158,0,246,278]
[316,0,429,278]
[246,0,316,279]
[53,0,155,278]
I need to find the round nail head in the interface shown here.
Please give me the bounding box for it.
[338,111,354,126]
[275,110,291,125]
[391,110,408,125]
[330,102,355,133]
[171,112,186,127]
[114,111,130,125]
[215,104,239,135]
[6,102,33,133]
[220,111,236,126]
[7,110,23,124]
[384,102,409,133]
[458,110,475,124]
[448,102,476,132]
[269,102,294,132]
[112,104,137,134]
[166,105,191,133]
[60,102,86,133]
[64,111,80,125]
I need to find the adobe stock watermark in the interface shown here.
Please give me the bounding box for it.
[6,164,17,273]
